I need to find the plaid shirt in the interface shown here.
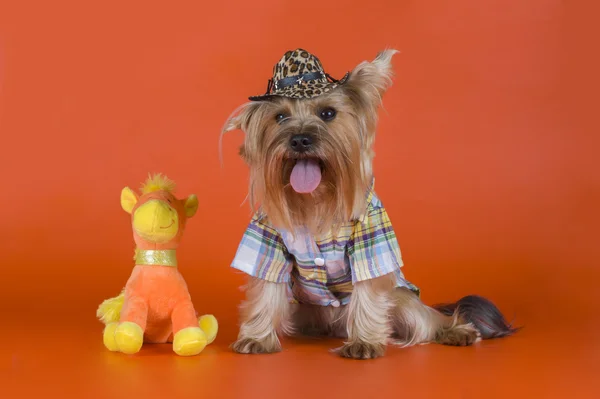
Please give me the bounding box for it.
[231,188,419,307]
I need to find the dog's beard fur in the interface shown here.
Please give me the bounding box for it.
[223,50,396,234]
[224,50,517,359]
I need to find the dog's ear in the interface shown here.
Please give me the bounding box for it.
[222,102,262,133]
[220,102,263,164]
[238,145,249,163]
[344,49,398,105]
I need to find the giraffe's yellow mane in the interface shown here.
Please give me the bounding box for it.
[140,173,176,194]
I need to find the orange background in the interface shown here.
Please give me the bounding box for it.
[1,0,598,398]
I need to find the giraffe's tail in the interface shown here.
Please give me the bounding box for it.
[97,291,125,325]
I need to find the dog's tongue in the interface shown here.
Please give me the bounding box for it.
[290,159,322,193]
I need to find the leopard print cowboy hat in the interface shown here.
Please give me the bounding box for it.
[249,48,350,101]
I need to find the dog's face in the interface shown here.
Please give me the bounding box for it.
[223,50,397,233]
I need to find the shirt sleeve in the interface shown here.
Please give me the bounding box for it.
[231,215,293,283]
[347,204,404,283]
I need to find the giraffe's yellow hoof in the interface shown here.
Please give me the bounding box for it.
[114,322,144,355]
[198,314,218,344]
[173,327,207,356]
[103,322,119,351]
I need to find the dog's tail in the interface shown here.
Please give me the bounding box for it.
[434,295,519,339]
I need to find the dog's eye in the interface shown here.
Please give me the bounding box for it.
[275,113,289,123]
[319,108,337,122]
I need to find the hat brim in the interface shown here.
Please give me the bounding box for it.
[249,72,350,102]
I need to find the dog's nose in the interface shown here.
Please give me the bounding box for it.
[290,134,313,153]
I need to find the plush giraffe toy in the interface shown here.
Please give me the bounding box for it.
[97,174,218,356]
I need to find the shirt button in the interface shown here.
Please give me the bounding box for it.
[331,300,340,308]
[314,257,325,266]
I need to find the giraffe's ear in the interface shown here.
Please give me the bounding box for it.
[184,194,198,218]
[121,187,138,214]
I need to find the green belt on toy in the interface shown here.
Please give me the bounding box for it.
[134,249,178,267]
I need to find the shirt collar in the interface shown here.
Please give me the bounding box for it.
[357,179,375,223]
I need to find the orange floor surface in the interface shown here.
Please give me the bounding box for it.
[2,288,599,398]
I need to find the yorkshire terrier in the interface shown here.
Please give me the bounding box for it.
[222,48,516,359]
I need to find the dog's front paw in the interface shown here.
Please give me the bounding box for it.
[231,335,281,354]
[436,323,481,346]
[335,341,385,360]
